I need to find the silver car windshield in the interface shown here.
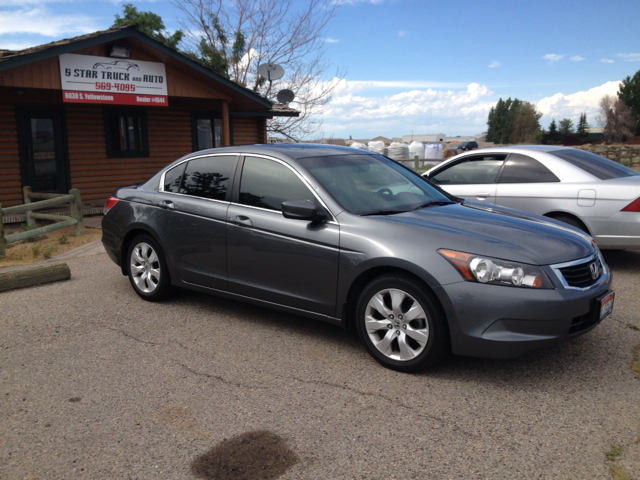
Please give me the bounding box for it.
[299,153,454,215]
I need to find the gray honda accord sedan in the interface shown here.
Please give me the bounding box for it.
[102,144,614,372]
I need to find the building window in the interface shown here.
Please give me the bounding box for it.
[192,113,227,151]
[104,109,149,158]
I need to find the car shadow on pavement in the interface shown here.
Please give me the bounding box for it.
[165,284,622,391]
[168,287,359,347]
[601,249,640,273]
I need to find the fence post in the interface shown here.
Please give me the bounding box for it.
[23,186,34,227]
[414,155,419,171]
[0,203,5,259]
[69,189,84,236]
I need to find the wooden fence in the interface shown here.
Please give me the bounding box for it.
[0,187,84,259]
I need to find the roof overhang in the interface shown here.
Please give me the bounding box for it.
[0,25,298,117]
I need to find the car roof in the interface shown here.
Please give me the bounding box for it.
[181,143,365,161]
[470,145,568,153]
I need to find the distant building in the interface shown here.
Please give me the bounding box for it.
[268,136,293,144]
[318,138,346,146]
[402,133,446,143]
[371,136,391,145]
[444,134,486,143]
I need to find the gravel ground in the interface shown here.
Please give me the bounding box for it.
[1,249,639,479]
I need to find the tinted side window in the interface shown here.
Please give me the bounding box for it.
[549,148,640,179]
[180,155,236,200]
[239,156,314,211]
[431,154,507,184]
[163,163,186,193]
[498,153,560,183]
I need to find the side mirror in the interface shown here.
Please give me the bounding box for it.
[282,199,327,222]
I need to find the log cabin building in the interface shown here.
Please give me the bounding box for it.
[0,25,298,209]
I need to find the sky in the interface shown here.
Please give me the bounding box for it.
[1,0,639,140]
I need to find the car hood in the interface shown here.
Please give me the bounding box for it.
[379,202,594,265]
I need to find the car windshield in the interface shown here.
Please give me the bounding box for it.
[298,153,454,215]
[549,149,640,180]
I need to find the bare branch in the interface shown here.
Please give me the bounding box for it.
[171,0,341,139]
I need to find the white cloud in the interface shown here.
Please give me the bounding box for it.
[617,53,640,62]
[488,60,500,68]
[325,37,340,43]
[543,54,564,63]
[332,79,469,96]
[398,30,408,37]
[536,81,621,125]
[319,81,495,136]
[570,56,585,61]
[0,7,98,36]
[0,41,40,50]
[600,58,614,63]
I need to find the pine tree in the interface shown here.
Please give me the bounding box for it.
[577,113,589,142]
[547,119,559,144]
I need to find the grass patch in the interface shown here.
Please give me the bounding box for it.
[627,324,640,331]
[608,462,632,480]
[43,245,56,259]
[605,444,623,462]
[1,223,102,268]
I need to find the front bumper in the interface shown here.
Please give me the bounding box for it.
[435,266,612,359]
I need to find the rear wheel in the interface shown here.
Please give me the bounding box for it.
[127,235,171,301]
[356,274,448,372]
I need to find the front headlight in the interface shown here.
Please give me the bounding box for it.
[438,249,553,288]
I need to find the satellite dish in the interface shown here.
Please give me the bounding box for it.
[257,63,285,81]
[277,89,295,105]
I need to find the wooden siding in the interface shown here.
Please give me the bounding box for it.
[0,103,22,207]
[233,116,265,145]
[65,105,193,202]
[0,44,230,101]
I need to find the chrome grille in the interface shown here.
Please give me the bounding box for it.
[553,254,603,289]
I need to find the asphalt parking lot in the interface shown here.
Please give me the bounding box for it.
[1,247,639,479]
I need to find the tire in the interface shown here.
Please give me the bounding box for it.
[551,214,590,235]
[127,234,171,301]
[355,274,448,372]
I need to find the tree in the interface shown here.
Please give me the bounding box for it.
[486,97,527,144]
[172,0,343,140]
[558,118,574,137]
[576,113,589,142]
[618,69,640,135]
[547,119,559,144]
[113,4,183,49]
[509,101,541,144]
[598,94,635,143]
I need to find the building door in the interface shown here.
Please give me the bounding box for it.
[17,109,69,193]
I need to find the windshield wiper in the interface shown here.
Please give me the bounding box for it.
[361,209,409,216]
[411,201,456,211]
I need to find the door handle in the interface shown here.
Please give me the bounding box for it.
[475,193,490,200]
[158,200,175,210]
[232,215,253,227]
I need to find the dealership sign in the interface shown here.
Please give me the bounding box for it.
[59,54,168,106]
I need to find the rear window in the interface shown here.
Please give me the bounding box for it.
[549,149,640,180]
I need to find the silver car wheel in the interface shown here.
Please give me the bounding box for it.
[129,242,161,293]
[364,288,429,361]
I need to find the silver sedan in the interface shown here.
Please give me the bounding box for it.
[424,145,640,250]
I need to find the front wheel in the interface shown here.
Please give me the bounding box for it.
[127,235,171,301]
[356,274,448,372]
